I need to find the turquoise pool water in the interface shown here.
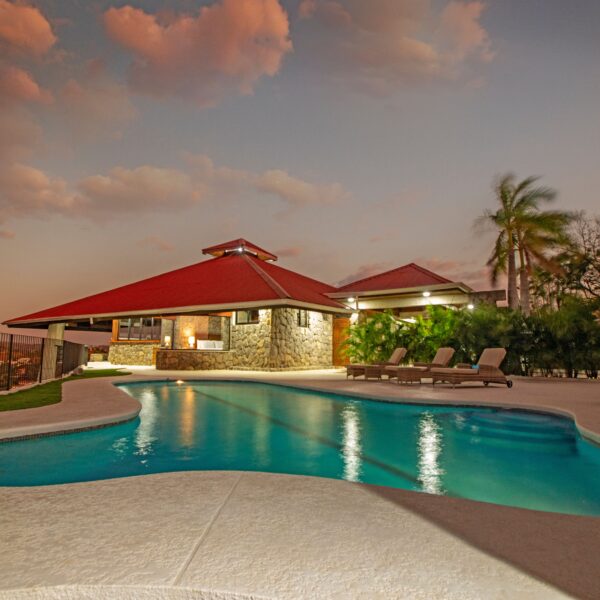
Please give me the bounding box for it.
[1,381,600,515]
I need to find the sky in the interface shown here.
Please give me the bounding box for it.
[1,0,600,342]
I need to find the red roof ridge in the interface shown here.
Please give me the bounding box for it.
[338,262,452,291]
[243,254,291,299]
[405,262,453,284]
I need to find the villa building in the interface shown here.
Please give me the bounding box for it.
[4,238,504,369]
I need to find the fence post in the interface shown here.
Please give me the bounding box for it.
[39,337,45,383]
[6,334,13,391]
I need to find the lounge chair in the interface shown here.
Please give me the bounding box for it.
[430,348,512,388]
[346,347,407,380]
[385,347,455,385]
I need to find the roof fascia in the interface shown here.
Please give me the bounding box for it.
[3,298,350,326]
[328,282,473,298]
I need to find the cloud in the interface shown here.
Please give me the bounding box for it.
[0,154,348,234]
[0,64,52,105]
[0,228,14,239]
[77,166,199,217]
[438,1,495,63]
[0,162,75,228]
[186,153,348,211]
[59,60,137,138]
[103,0,292,106]
[297,0,494,95]
[0,0,57,57]
[255,169,346,208]
[136,235,174,253]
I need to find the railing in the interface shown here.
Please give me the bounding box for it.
[0,333,88,392]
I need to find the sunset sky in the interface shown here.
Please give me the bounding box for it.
[1,0,600,341]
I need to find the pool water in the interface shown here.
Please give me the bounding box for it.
[1,381,600,515]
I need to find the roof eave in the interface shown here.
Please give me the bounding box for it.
[328,281,474,298]
[3,298,350,327]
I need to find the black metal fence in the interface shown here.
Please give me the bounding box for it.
[0,333,88,391]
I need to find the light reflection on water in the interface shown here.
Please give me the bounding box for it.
[341,405,362,482]
[179,386,196,448]
[417,412,445,495]
[134,388,159,456]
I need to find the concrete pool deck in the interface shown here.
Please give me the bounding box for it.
[1,368,600,599]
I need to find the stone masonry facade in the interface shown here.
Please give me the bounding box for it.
[153,308,333,371]
[108,342,160,366]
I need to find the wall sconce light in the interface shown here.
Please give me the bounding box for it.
[467,303,475,310]
[187,335,196,348]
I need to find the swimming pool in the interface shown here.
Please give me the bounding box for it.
[1,380,599,515]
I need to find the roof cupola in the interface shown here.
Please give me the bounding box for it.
[201,238,278,261]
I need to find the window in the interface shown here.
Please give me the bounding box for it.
[118,317,161,340]
[236,310,259,325]
[297,309,309,328]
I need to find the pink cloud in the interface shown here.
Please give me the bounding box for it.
[438,1,494,63]
[0,0,56,57]
[0,228,14,239]
[0,154,349,234]
[0,65,52,105]
[298,0,494,95]
[103,0,292,106]
[255,169,347,208]
[137,236,174,253]
[77,166,199,217]
[0,163,75,228]
[185,153,349,212]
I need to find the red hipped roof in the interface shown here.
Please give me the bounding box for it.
[337,263,452,293]
[6,252,346,324]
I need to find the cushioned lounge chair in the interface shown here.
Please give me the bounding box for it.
[430,348,512,388]
[385,347,455,385]
[346,347,407,380]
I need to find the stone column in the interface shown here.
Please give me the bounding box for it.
[41,322,65,381]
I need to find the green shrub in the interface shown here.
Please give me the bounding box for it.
[343,300,600,377]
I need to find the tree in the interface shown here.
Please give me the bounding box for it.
[529,213,600,307]
[475,174,521,309]
[515,205,572,314]
[476,174,571,313]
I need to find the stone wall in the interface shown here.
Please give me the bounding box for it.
[229,309,272,368]
[117,308,334,371]
[108,342,160,366]
[156,350,234,370]
[270,308,332,369]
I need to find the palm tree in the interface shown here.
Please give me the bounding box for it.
[476,174,571,313]
[475,174,522,309]
[515,209,572,314]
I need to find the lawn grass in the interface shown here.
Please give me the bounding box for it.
[0,369,131,412]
